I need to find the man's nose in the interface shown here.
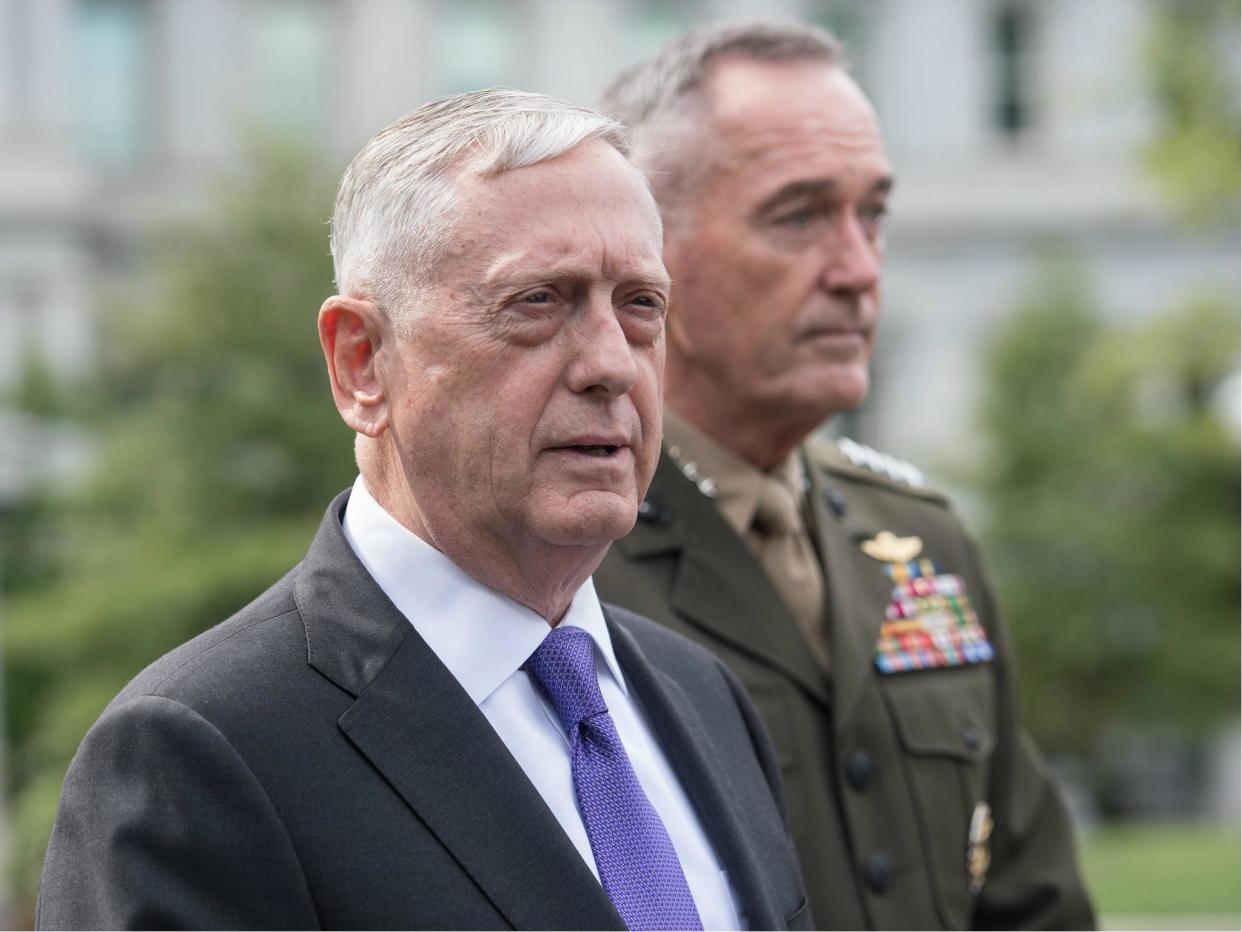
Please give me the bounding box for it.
[565,296,639,396]
[820,214,881,296]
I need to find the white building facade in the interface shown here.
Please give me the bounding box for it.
[0,0,1237,497]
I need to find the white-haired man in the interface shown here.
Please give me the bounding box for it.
[595,20,1095,930]
[37,90,810,931]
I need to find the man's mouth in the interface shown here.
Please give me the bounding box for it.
[797,326,871,352]
[801,325,867,340]
[548,438,630,459]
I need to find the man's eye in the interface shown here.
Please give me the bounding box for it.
[520,290,554,304]
[860,203,889,228]
[775,207,816,227]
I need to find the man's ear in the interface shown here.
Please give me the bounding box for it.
[318,295,389,438]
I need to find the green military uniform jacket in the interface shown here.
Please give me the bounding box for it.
[595,439,1095,930]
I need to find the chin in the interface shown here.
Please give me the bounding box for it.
[808,367,871,415]
[535,495,639,548]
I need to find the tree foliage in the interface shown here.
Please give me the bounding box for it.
[975,0,1241,767]
[1141,0,1241,225]
[2,141,356,910]
[976,250,1240,755]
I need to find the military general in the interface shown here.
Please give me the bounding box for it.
[596,20,1096,930]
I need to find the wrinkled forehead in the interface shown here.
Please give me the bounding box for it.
[698,58,886,166]
[443,141,667,283]
[685,58,889,198]
[702,56,869,116]
[454,138,655,210]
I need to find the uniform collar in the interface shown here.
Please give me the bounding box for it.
[661,406,805,536]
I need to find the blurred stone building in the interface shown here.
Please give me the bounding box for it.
[1,0,1238,495]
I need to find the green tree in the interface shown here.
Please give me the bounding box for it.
[976,251,1240,755]
[1141,0,1240,224]
[2,141,356,913]
[976,0,1241,771]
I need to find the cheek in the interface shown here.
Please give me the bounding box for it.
[414,366,512,482]
[640,360,667,472]
[640,335,665,392]
[689,233,801,322]
[681,271,795,378]
[634,358,664,432]
[484,359,564,459]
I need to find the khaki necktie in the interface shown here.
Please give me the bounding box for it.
[750,472,830,672]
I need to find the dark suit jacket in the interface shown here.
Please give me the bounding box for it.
[37,491,810,931]
[596,442,1095,930]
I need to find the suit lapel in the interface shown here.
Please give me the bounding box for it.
[608,615,785,931]
[338,632,622,931]
[805,453,894,733]
[627,454,830,707]
[295,493,623,932]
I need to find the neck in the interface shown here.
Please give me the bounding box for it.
[664,382,819,472]
[361,460,601,625]
[432,533,605,625]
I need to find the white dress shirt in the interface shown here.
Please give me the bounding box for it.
[342,477,742,931]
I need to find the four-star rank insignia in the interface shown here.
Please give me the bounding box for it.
[860,531,995,674]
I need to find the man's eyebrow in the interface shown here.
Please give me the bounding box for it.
[756,174,897,213]
[473,259,671,298]
[626,268,673,291]
[869,175,896,196]
[757,179,840,212]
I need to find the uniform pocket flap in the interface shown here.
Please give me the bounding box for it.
[884,672,996,762]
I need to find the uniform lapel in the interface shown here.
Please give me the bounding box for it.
[804,452,894,734]
[607,614,786,931]
[626,454,830,707]
[296,493,624,932]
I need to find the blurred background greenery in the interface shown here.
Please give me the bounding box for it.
[1,0,1238,927]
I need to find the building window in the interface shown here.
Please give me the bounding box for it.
[75,0,152,170]
[991,3,1035,139]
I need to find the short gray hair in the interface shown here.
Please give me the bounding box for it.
[330,88,630,322]
[601,19,843,211]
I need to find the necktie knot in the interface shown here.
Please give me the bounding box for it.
[753,472,803,537]
[524,626,607,736]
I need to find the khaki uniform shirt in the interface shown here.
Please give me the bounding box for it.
[662,410,830,671]
[597,433,1095,930]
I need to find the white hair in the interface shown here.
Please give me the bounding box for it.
[330,88,630,324]
[600,19,843,213]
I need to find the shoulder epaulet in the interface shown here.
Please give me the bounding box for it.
[809,436,947,502]
[836,437,927,488]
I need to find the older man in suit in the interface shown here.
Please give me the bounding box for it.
[36,89,810,931]
[595,20,1095,930]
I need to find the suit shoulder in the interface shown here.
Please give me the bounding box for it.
[808,436,950,506]
[116,565,306,706]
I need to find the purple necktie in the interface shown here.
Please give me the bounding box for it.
[525,626,705,932]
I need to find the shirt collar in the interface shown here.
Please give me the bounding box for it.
[662,406,805,536]
[341,476,628,704]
